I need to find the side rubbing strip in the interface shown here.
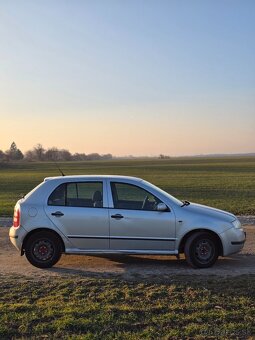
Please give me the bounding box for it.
[67,235,176,241]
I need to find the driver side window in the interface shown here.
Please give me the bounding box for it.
[111,182,162,211]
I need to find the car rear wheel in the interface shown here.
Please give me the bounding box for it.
[184,232,219,268]
[25,231,62,268]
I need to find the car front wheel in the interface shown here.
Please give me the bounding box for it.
[184,232,219,268]
[25,231,62,268]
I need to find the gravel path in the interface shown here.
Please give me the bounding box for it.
[1,226,254,280]
[0,218,13,227]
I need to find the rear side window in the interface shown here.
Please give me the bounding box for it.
[48,182,103,208]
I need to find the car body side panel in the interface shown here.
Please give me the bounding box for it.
[109,208,176,250]
[173,204,238,250]
[13,202,74,250]
[106,179,176,251]
[43,179,110,250]
[45,205,110,249]
[9,175,246,261]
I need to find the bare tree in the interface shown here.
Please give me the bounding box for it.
[44,147,72,161]
[24,150,36,161]
[33,144,45,161]
[0,150,6,162]
[5,142,24,161]
[44,147,59,161]
[72,153,87,161]
[59,149,72,161]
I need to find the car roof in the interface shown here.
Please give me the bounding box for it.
[44,175,143,182]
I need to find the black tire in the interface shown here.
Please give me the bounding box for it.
[184,232,219,268]
[25,231,62,268]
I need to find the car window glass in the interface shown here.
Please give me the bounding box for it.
[111,182,162,211]
[66,182,103,207]
[48,183,65,206]
[66,183,78,199]
[48,182,103,208]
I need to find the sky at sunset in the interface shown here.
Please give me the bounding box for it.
[1,0,254,156]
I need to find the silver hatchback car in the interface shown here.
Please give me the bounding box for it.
[9,175,246,269]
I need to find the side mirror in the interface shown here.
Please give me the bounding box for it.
[157,203,168,212]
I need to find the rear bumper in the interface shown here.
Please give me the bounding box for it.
[221,228,246,256]
[9,225,27,252]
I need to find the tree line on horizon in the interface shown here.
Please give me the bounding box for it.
[0,142,113,162]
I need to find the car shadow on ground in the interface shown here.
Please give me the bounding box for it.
[44,254,252,279]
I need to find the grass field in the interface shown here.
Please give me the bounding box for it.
[0,275,254,339]
[0,156,255,216]
[1,159,255,339]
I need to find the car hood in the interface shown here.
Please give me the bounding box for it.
[183,202,236,223]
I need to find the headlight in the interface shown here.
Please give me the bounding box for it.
[232,219,242,229]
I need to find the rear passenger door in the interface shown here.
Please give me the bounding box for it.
[45,180,109,250]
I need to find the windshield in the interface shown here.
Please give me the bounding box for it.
[142,180,183,206]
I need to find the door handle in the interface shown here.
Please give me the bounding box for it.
[111,214,124,219]
[51,211,64,217]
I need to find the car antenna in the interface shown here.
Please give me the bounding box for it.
[54,162,65,176]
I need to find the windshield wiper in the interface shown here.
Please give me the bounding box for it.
[181,200,190,207]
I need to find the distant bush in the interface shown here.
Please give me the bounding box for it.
[159,154,171,159]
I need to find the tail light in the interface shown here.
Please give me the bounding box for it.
[13,208,20,228]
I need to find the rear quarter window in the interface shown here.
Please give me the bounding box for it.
[48,183,66,206]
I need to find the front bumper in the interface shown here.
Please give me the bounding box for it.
[220,227,246,256]
[231,232,246,245]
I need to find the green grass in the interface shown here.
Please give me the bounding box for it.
[1,156,255,216]
[0,275,254,339]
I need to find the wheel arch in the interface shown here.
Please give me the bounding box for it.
[178,228,223,256]
[21,228,65,256]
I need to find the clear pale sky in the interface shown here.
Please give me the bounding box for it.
[0,0,254,156]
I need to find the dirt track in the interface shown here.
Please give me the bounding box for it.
[0,226,254,280]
